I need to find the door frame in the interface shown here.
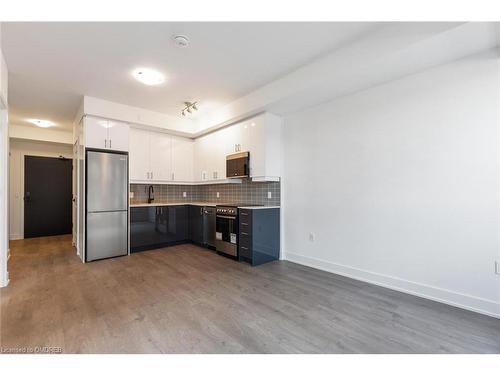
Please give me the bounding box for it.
[0,106,9,288]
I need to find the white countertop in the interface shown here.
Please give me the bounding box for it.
[130,201,216,208]
[238,206,280,210]
[130,202,280,209]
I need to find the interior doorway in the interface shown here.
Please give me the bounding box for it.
[23,155,72,238]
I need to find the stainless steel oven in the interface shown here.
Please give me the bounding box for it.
[215,205,238,256]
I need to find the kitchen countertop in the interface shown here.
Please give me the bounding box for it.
[238,206,280,209]
[130,201,216,207]
[130,202,280,209]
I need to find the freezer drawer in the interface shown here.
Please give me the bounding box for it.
[86,211,128,261]
[86,151,128,212]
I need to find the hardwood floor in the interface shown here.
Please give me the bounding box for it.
[1,235,499,353]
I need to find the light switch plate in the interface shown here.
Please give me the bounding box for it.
[217,192,220,198]
[267,191,272,199]
[183,192,187,198]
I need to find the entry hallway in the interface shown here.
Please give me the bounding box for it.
[1,236,499,353]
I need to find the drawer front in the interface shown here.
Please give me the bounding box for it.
[239,209,252,224]
[239,243,252,259]
[239,232,252,249]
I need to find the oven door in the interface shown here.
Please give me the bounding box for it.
[215,215,238,256]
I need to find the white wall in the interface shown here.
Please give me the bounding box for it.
[9,139,73,240]
[0,22,9,287]
[10,124,73,144]
[283,53,500,318]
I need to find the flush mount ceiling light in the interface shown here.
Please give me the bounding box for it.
[132,68,166,86]
[181,101,198,116]
[27,119,56,128]
[173,35,190,48]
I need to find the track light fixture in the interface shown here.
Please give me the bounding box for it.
[181,101,198,116]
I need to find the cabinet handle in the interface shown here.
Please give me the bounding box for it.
[104,139,107,148]
[172,173,174,180]
[241,246,248,250]
[109,139,112,148]
[151,172,153,179]
[241,232,248,235]
[241,222,248,226]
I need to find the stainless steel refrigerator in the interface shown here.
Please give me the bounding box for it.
[86,150,128,261]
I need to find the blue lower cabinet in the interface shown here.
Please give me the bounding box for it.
[238,208,280,266]
[130,205,189,253]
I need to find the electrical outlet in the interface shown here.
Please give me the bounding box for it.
[496,261,500,275]
[216,192,220,198]
[309,233,315,242]
[267,191,272,199]
[182,192,187,198]
[129,191,134,198]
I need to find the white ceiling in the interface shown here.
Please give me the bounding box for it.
[2,22,379,131]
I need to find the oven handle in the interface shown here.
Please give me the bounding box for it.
[216,215,236,220]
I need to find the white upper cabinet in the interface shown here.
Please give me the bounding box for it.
[85,116,129,151]
[129,128,171,182]
[171,136,193,182]
[129,112,282,184]
[107,120,130,152]
[129,128,150,181]
[219,113,282,180]
[247,113,282,180]
[85,117,108,150]
[130,129,193,183]
[194,134,210,182]
[149,133,172,182]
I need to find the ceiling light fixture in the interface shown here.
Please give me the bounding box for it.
[181,101,198,117]
[132,68,166,86]
[27,119,56,128]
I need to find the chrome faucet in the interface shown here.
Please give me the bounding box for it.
[148,185,154,204]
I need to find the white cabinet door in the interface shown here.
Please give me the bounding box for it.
[223,124,241,154]
[246,118,266,178]
[150,132,172,182]
[194,135,210,182]
[171,136,193,182]
[85,117,108,149]
[129,128,151,181]
[210,131,226,180]
[107,120,129,152]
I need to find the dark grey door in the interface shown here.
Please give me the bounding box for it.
[24,156,72,238]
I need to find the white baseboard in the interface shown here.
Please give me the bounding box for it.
[9,234,22,240]
[284,252,500,319]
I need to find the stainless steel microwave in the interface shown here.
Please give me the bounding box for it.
[226,151,249,178]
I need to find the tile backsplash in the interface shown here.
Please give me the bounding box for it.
[130,180,280,206]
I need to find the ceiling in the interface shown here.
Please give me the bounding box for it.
[2,22,379,131]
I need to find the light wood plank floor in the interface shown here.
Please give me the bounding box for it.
[1,235,499,353]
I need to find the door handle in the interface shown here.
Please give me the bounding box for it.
[24,191,31,202]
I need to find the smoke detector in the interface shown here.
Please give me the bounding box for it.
[173,35,190,48]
